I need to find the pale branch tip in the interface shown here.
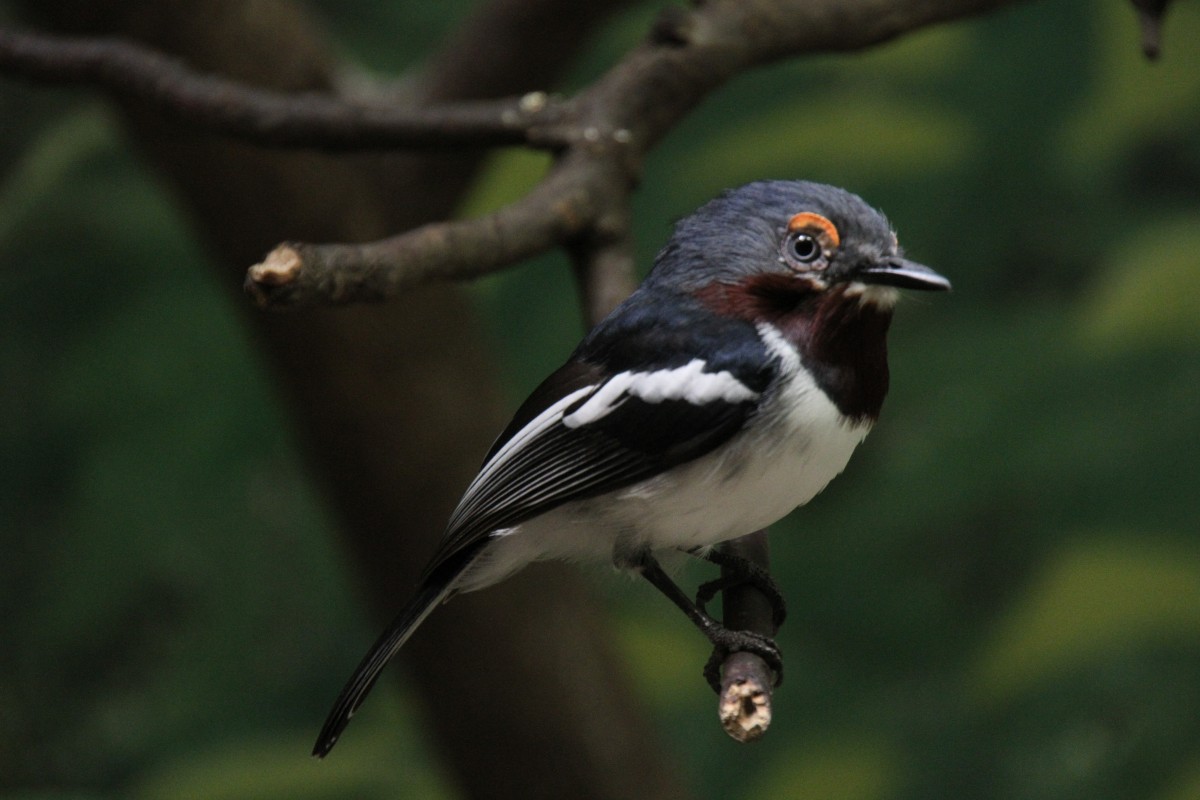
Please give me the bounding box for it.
[249,245,303,288]
[245,245,312,309]
[719,653,774,742]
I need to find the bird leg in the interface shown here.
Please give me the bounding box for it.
[691,547,787,630]
[635,553,783,693]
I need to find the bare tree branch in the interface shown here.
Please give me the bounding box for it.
[243,0,1022,307]
[245,151,615,307]
[0,27,570,150]
[546,0,1024,156]
[1,0,1026,309]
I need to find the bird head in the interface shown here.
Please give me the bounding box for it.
[646,180,950,307]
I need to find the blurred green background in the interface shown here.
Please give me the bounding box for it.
[2,1,1199,798]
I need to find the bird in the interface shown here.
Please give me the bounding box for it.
[313,179,950,757]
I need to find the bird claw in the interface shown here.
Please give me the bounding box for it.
[702,627,783,693]
[688,547,787,692]
[637,550,786,694]
[694,550,788,629]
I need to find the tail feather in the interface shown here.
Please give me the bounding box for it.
[312,578,453,758]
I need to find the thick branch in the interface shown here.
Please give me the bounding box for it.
[0,27,568,150]
[571,0,1023,155]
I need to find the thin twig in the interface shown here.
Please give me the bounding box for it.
[0,27,570,151]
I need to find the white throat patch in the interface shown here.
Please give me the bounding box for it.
[843,282,900,309]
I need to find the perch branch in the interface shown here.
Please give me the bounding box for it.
[714,531,779,743]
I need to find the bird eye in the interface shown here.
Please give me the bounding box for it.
[786,232,822,265]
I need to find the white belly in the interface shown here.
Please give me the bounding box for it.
[455,362,871,593]
[612,362,870,551]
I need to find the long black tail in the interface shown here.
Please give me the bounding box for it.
[312,577,453,758]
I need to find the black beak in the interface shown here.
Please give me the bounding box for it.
[858,258,951,292]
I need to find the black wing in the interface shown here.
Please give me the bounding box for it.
[421,295,775,579]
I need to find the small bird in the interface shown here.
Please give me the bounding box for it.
[313,179,949,757]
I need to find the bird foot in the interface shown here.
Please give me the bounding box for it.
[702,626,783,693]
[688,547,786,692]
[693,549,788,629]
[634,550,785,693]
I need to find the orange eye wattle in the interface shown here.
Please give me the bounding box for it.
[786,212,840,249]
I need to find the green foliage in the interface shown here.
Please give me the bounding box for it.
[2,1,1198,798]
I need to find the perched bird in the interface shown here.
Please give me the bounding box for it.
[314,179,949,757]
